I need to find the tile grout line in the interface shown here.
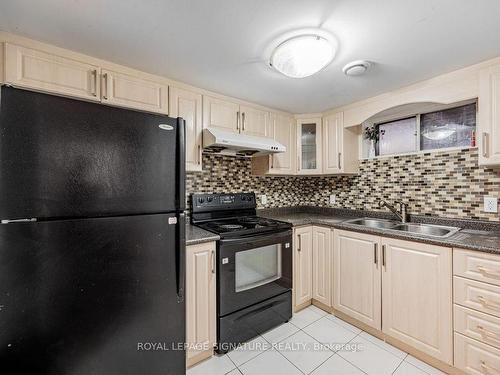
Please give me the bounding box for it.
[329,330,371,375]
[389,354,409,375]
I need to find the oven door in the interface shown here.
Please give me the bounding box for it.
[218,229,292,317]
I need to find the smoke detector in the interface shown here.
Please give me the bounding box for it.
[343,60,371,76]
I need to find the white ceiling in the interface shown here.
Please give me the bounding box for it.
[1,0,500,113]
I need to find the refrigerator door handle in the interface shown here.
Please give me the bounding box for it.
[176,213,186,303]
[1,218,37,224]
[176,117,186,211]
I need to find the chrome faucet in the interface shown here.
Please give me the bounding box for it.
[378,200,409,223]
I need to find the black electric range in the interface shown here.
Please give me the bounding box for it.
[191,192,293,353]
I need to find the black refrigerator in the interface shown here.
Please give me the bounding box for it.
[0,87,186,375]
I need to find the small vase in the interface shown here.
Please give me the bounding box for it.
[369,140,376,159]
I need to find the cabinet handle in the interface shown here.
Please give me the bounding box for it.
[90,69,98,96]
[297,155,300,171]
[242,112,246,131]
[338,152,342,170]
[483,133,489,157]
[480,360,500,375]
[297,234,301,252]
[477,325,500,343]
[477,265,500,278]
[211,250,215,274]
[374,243,378,265]
[236,111,240,131]
[197,145,201,165]
[477,295,500,311]
[102,73,108,100]
[382,245,386,268]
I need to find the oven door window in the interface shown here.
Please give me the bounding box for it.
[235,244,282,293]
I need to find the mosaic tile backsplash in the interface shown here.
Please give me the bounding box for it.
[186,149,500,221]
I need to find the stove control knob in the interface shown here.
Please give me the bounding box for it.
[207,196,213,202]
[198,197,205,204]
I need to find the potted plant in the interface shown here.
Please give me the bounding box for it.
[364,125,379,158]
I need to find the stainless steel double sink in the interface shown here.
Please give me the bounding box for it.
[344,217,460,238]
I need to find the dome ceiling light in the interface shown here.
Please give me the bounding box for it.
[270,34,336,79]
[343,60,371,76]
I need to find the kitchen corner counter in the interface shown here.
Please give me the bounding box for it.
[186,223,219,246]
[258,207,500,255]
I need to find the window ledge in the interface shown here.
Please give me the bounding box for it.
[360,146,478,161]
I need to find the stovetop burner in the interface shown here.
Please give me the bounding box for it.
[191,192,292,238]
[216,224,245,231]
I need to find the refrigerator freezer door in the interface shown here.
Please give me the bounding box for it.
[0,87,185,219]
[0,213,185,374]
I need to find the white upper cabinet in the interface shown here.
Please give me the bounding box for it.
[479,63,500,167]
[100,69,168,114]
[323,112,360,174]
[323,112,343,174]
[170,86,203,172]
[296,118,322,175]
[239,105,269,137]
[4,43,101,101]
[203,95,240,133]
[251,112,295,176]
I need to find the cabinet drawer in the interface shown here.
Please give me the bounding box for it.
[455,276,500,318]
[454,333,500,375]
[455,249,500,287]
[455,305,500,349]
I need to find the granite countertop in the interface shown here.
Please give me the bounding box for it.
[259,207,500,255]
[186,223,219,246]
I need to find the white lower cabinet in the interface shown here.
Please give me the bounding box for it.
[312,226,332,307]
[333,230,381,330]
[453,248,500,374]
[293,225,333,310]
[381,238,453,364]
[293,226,313,308]
[186,241,216,367]
[332,229,453,365]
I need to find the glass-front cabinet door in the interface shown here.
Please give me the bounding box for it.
[296,118,322,174]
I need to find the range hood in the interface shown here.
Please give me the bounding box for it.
[202,127,286,157]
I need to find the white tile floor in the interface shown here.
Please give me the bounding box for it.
[186,305,447,375]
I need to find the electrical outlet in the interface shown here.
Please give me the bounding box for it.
[329,194,336,205]
[260,194,267,205]
[484,197,498,213]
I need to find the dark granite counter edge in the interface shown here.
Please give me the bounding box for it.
[258,207,500,255]
[186,223,219,246]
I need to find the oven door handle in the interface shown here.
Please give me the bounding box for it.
[219,229,292,244]
[234,301,282,322]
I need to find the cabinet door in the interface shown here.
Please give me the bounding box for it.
[312,226,332,307]
[186,242,216,366]
[100,69,168,114]
[296,118,322,175]
[269,113,296,175]
[4,43,100,101]
[240,105,269,137]
[382,238,452,364]
[333,230,381,330]
[169,86,203,172]
[323,112,343,174]
[479,64,500,167]
[203,95,239,133]
[294,226,313,308]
